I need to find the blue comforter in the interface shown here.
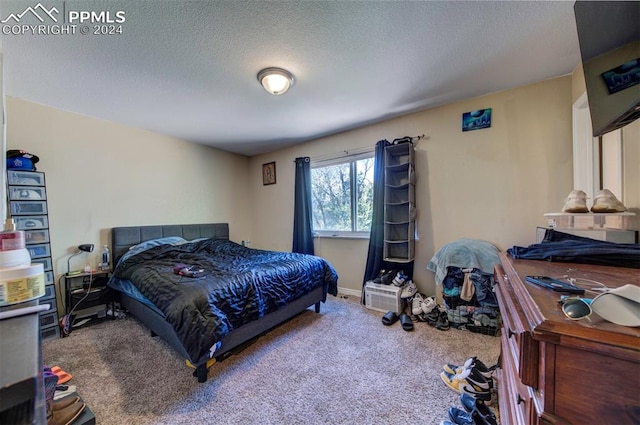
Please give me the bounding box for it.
[110,239,338,362]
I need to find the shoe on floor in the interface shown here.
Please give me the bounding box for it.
[401,280,417,298]
[444,356,497,388]
[448,406,498,425]
[448,407,474,425]
[421,295,436,314]
[436,310,450,331]
[561,189,589,213]
[381,311,398,326]
[400,313,414,331]
[460,393,496,419]
[440,369,492,402]
[47,399,85,425]
[411,293,425,315]
[425,306,440,327]
[591,189,627,213]
[52,395,80,412]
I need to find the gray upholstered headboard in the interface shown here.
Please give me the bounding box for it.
[111,223,229,263]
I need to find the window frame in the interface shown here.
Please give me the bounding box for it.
[311,152,375,239]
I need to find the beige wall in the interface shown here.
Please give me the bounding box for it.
[622,120,640,215]
[571,63,640,224]
[5,73,638,302]
[5,98,253,310]
[250,76,575,296]
[571,63,586,103]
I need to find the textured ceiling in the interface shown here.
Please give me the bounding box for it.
[1,1,580,156]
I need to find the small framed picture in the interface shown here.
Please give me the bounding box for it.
[462,108,492,131]
[262,161,276,185]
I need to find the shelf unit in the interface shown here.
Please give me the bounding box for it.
[7,170,59,341]
[64,270,113,328]
[383,143,416,263]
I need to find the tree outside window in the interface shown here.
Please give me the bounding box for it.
[311,155,374,236]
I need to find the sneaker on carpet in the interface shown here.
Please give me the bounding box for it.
[448,407,474,425]
[421,295,436,314]
[460,393,496,419]
[440,368,492,402]
[400,280,417,298]
[411,293,425,315]
[591,189,627,213]
[561,189,589,213]
[448,406,498,425]
[443,356,496,388]
[425,306,441,327]
[436,310,450,331]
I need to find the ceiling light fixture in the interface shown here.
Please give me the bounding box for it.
[257,67,294,96]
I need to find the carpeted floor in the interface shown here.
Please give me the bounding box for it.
[42,295,501,425]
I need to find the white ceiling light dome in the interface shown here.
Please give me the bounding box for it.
[257,67,294,96]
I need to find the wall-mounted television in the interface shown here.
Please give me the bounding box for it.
[574,1,640,137]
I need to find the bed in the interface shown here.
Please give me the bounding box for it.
[108,223,338,382]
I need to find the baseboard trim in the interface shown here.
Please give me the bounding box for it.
[337,286,362,298]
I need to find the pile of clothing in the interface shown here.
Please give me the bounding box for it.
[427,239,502,336]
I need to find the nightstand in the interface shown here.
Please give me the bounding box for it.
[63,271,113,330]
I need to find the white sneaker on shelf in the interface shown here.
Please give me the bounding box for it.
[401,280,417,299]
[591,189,627,213]
[561,189,589,213]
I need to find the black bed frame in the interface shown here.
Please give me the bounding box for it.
[111,223,327,383]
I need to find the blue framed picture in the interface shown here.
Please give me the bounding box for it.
[462,108,492,131]
[601,58,640,95]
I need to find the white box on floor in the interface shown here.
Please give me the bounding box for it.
[364,282,404,314]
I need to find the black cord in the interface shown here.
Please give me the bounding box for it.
[57,274,66,312]
[67,271,94,318]
[60,272,96,335]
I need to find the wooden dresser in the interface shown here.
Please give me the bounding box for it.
[494,252,640,425]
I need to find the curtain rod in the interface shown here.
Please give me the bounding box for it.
[303,133,428,164]
[309,146,374,163]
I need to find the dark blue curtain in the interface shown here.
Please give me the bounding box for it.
[362,140,390,302]
[292,157,314,255]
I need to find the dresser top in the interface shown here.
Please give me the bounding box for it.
[498,252,640,350]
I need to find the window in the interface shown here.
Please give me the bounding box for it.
[311,154,375,237]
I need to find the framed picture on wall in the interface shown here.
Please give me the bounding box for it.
[262,161,276,185]
[462,108,492,131]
